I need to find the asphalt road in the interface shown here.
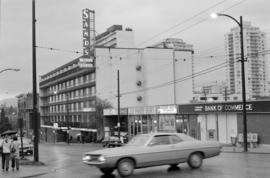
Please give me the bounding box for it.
[2,143,270,178]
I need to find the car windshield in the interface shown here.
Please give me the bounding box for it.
[126,134,151,146]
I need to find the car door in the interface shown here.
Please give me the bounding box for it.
[168,134,189,163]
[139,135,176,167]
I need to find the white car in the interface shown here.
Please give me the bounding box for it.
[83,132,222,177]
[18,137,33,156]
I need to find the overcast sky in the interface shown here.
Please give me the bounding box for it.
[0,0,270,100]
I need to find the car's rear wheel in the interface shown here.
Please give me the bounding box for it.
[117,158,135,177]
[99,168,114,175]
[187,153,203,169]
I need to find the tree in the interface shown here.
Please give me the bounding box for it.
[0,108,12,134]
[95,97,112,141]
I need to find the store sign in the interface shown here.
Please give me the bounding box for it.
[103,108,128,116]
[82,8,91,58]
[198,103,253,112]
[104,109,117,115]
[179,101,270,114]
[128,107,144,115]
[157,105,177,114]
[53,123,58,128]
[143,106,157,115]
[78,58,94,68]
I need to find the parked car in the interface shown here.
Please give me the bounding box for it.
[82,132,222,177]
[102,136,123,148]
[18,137,33,156]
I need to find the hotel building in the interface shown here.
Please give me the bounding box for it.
[39,59,96,143]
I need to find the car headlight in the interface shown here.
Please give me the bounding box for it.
[98,155,106,162]
[82,155,91,161]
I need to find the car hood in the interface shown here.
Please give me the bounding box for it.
[85,145,144,157]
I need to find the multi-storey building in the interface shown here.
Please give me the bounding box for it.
[17,93,37,138]
[95,25,135,48]
[39,59,96,143]
[96,39,194,138]
[39,22,195,142]
[225,22,268,99]
[151,38,193,51]
[193,81,228,102]
[96,47,194,108]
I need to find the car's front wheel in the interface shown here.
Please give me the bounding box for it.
[187,153,203,169]
[99,168,114,175]
[117,158,135,177]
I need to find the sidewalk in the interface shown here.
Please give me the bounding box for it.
[1,162,51,178]
[222,144,270,154]
[1,142,102,178]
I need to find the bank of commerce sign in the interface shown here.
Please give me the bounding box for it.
[195,103,253,112]
[179,101,270,114]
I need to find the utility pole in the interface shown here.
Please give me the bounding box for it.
[117,70,120,140]
[203,88,208,136]
[212,13,248,152]
[32,0,39,162]
[172,50,176,104]
[224,85,229,143]
[239,16,248,152]
[224,86,228,101]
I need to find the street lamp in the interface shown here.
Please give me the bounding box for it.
[211,13,248,152]
[0,68,20,74]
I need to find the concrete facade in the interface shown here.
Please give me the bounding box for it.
[39,58,97,142]
[96,47,194,109]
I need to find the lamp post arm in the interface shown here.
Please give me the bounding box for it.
[217,13,241,27]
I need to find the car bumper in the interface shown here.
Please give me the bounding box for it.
[83,160,112,169]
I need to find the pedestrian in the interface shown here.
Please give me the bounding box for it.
[10,136,20,171]
[0,135,4,169]
[0,135,12,171]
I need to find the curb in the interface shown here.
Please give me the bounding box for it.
[19,158,46,166]
[18,172,48,178]
[222,150,270,154]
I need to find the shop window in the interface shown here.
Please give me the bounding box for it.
[159,115,175,131]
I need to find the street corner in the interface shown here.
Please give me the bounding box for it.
[0,166,49,178]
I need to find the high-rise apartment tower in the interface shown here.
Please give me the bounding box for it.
[225,22,268,99]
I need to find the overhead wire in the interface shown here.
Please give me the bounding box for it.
[36,0,250,67]
[137,0,229,47]
[100,48,270,100]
